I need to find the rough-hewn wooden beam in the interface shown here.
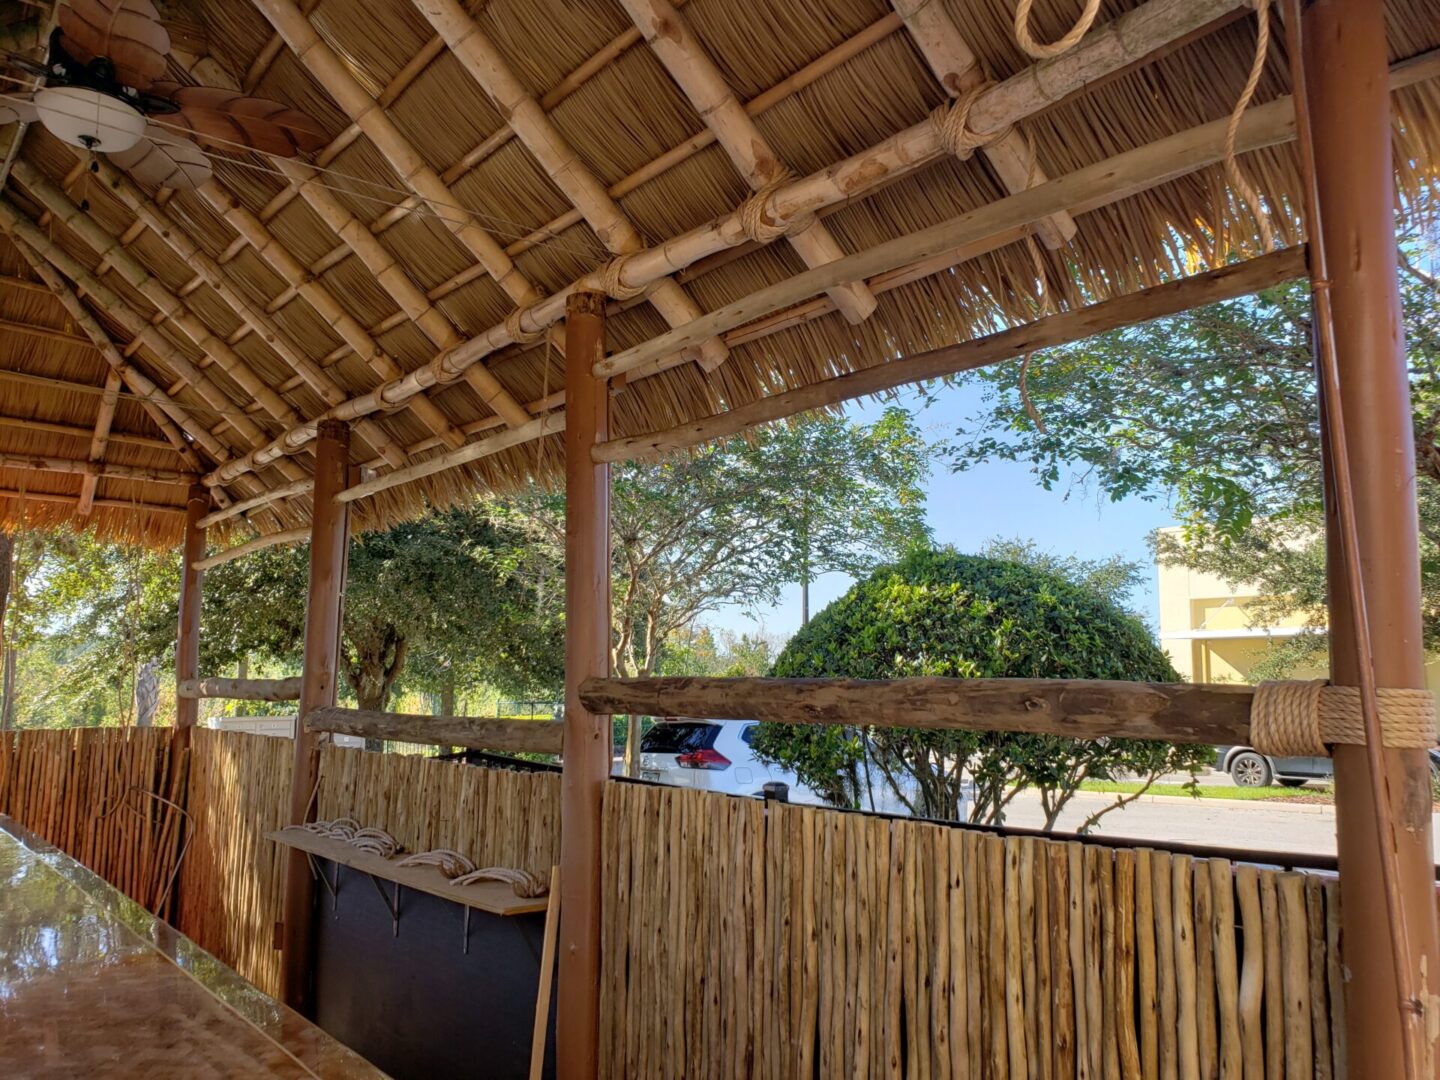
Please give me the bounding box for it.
[0,450,191,485]
[0,315,92,347]
[595,246,1308,461]
[890,0,1076,248]
[620,0,878,326]
[305,705,565,754]
[415,0,729,370]
[579,676,1255,745]
[0,487,185,514]
[0,414,170,452]
[78,369,123,514]
[178,676,302,701]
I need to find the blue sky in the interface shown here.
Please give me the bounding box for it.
[707,381,1177,643]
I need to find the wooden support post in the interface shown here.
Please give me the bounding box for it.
[279,418,351,1015]
[1302,1,1440,1072]
[173,482,208,740]
[557,290,610,1079]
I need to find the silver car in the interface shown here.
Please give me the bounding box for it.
[1216,744,1332,788]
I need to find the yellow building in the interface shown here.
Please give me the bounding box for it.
[1156,527,1440,698]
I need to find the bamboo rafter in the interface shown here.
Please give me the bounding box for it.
[204,0,1249,488]
[0,450,192,485]
[92,161,410,473]
[619,0,879,326]
[890,0,1078,249]
[76,370,121,516]
[415,0,731,371]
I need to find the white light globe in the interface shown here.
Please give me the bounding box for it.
[35,86,145,153]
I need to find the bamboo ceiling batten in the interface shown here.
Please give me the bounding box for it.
[0,0,1437,545]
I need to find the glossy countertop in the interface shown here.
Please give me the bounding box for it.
[0,814,387,1078]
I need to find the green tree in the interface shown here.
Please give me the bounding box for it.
[751,548,1210,829]
[947,239,1440,671]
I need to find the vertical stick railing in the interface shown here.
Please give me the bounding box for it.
[1288,1,1439,1074]
[558,290,611,1079]
[279,418,352,1015]
[174,483,208,742]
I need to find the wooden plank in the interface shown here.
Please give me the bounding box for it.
[267,828,549,916]
[305,706,564,754]
[579,676,1254,744]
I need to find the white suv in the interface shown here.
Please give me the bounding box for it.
[631,718,823,803]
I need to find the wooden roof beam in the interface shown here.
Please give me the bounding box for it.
[0,316,92,347]
[76,370,121,515]
[94,161,409,472]
[0,199,296,503]
[0,449,192,486]
[199,0,1266,488]
[890,0,1075,249]
[0,486,186,515]
[11,163,306,444]
[0,414,172,452]
[197,183,475,453]
[251,0,562,418]
[413,0,729,371]
[619,0,878,326]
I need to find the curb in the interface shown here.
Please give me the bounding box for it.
[1064,788,1338,815]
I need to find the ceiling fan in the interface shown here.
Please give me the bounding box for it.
[0,0,327,190]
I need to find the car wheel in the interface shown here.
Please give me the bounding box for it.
[1277,778,1307,788]
[1229,751,1272,788]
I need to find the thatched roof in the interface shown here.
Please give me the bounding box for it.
[1,0,1438,552]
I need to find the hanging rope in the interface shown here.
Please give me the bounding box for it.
[929,80,1012,160]
[1223,0,1277,254]
[1014,0,1102,59]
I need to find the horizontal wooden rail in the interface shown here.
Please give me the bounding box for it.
[306,706,566,754]
[579,676,1255,744]
[178,677,303,701]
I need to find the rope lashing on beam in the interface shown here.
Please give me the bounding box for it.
[1250,680,1437,757]
[1013,0,1102,59]
[928,80,1014,161]
[505,302,548,345]
[737,169,816,244]
[599,253,648,301]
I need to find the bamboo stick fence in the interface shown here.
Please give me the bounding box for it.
[599,782,1351,1080]
[0,727,188,919]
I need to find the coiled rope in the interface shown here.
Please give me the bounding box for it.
[1250,681,1437,757]
[1014,0,1102,60]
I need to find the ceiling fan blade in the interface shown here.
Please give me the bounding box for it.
[0,95,39,126]
[108,125,211,189]
[155,84,327,158]
[58,0,170,90]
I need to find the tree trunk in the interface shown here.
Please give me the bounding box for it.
[439,666,456,716]
[344,628,407,750]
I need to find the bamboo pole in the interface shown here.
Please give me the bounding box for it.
[199,0,1277,487]
[595,246,1307,462]
[279,419,350,1015]
[416,0,729,370]
[250,0,550,313]
[94,161,408,471]
[77,371,121,515]
[0,452,190,485]
[618,0,877,326]
[196,182,475,451]
[888,0,1076,248]
[192,527,309,571]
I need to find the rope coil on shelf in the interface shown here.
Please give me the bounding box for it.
[737,169,815,244]
[450,865,549,898]
[599,253,649,301]
[1251,680,1437,756]
[504,303,547,346]
[929,80,1012,161]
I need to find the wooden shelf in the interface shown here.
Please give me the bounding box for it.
[268,828,548,917]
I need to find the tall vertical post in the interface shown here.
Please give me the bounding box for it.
[174,481,208,742]
[558,291,610,1079]
[280,419,352,1014]
[1304,1,1440,1071]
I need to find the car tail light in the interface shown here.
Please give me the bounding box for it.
[677,748,731,770]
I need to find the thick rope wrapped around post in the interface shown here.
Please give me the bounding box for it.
[1251,680,1437,756]
[929,80,1013,161]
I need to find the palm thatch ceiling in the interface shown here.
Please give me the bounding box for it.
[0,0,1437,552]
